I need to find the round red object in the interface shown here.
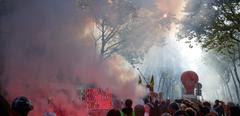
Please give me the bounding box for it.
[181,71,199,94]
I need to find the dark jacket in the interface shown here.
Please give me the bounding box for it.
[122,107,133,116]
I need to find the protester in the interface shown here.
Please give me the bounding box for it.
[143,97,153,116]
[229,106,240,116]
[121,99,135,116]
[107,109,121,116]
[3,94,240,116]
[0,94,10,116]
[11,96,33,116]
[173,110,187,116]
[213,100,225,116]
[161,112,171,116]
[134,104,144,116]
[168,102,179,115]
[203,101,212,110]
[206,111,218,116]
[179,103,187,111]
[185,107,197,116]
[159,100,168,115]
[200,106,210,116]
[152,100,160,116]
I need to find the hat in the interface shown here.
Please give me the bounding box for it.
[12,96,33,112]
[43,112,56,116]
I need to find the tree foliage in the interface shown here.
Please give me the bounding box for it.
[78,0,137,60]
[178,0,240,52]
[77,0,174,64]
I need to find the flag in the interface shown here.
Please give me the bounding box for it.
[149,75,154,91]
[138,75,142,85]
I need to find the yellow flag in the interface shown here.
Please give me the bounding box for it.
[149,75,154,91]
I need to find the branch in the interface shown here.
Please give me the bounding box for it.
[105,28,119,42]
[93,35,101,41]
[96,23,102,31]
[227,47,238,62]
[104,40,124,53]
[232,38,240,43]
[221,3,239,29]
[103,41,125,60]
[103,48,120,60]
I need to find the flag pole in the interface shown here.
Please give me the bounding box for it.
[136,68,149,84]
[130,63,149,84]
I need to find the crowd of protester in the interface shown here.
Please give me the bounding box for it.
[108,97,240,116]
[1,94,240,116]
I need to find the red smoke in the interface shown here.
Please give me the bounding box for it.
[1,0,145,115]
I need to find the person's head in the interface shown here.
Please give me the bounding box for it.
[161,113,171,116]
[166,99,170,105]
[203,101,211,109]
[173,110,187,116]
[107,109,121,116]
[185,107,197,116]
[219,101,225,106]
[43,112,56,116]
[200,106,210,116]
[134,104,144,116]
[160,100,166,105]
[227,102,235,107]
[11,96,33,116]
[175,99,183,104]
[226,102,235,115]
[215,100,220,105]
[206,111,217,116]
[143,97,149,104]
[0,95,10,116]
[180,104,187,110]
[168,102,179,115]
[125,99,133,108]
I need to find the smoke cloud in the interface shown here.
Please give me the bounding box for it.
[0,0,202,115]
[1,0,146,115]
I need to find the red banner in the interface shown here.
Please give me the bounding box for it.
[83,88,112,110]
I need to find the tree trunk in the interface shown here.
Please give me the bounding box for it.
[100,20,105,57]
[232,59,240,85]
[230,69,240,103]
[226,83,234,102]
[237,43,240,62]
[221,84,227,100]
[166,79,169,99]
[157,77,162,92]
[161,77,165,92]
[170,80,174,100]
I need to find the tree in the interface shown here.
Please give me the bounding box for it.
[178,0,240,52]
[77,0,137,60]
[117,8,174,64]
[203,50,240,102]
[78,0,174,64]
